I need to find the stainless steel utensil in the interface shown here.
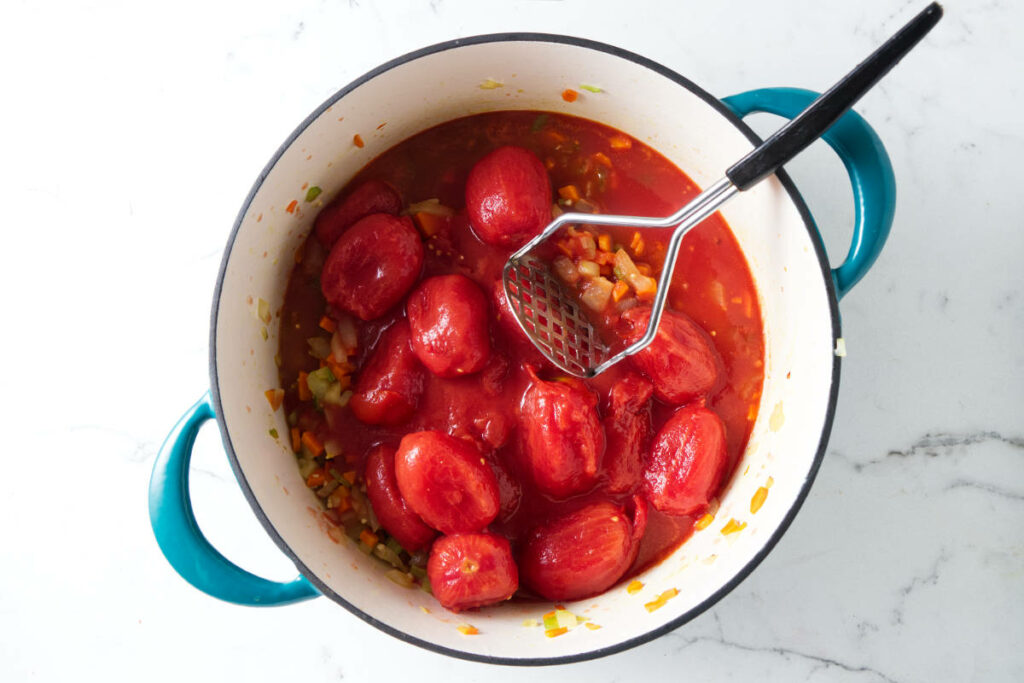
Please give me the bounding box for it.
[502,2,942,378]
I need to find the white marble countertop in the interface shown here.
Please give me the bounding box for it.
[2,0,1021,680]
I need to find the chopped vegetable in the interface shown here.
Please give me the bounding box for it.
[297,371,312,401]
[577,260,600,278]
[359,529,379,549]
[305,186,322,202]
[268,428,279,439]
[522,619,539,627]
[561,89,578,103]
[611,279,629,302]
[413,212,448,237]
[751,486,769,514]
[579,83,602,93]
[644,588,679,613]
[307,336,332,360]
[353,134,364,148]
[554,609,577,629]
[597,233,612,252]
[542,611,559,631]
[301,431,324,458]
[545,627,568,638]
[342,470,357,485]
[695,513,715,530]
[305,366,337,403]
[721,518,747,535]
[609,134,632,150]
[285,199,298,214]
[306,467,327,488]
[553,255,580,284]
[318,315,336,333]
[406,198,456,217]
[257,298,272,324]
[479,78,503,90]
[613,249,657,299]
[592,151,612,168]
[290,427,301,453]
[260,326,268,341]
[579,276,614,311]
[627,580,644,594]
[326,486,350,510]
[457,625,479,635]
[264,388,284,411]
[557,184,580,202]
[385,569,415,588]
[584,623,602,630]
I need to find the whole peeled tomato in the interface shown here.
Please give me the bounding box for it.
[350,320,425,426]
[622,306,723,405]
[406,274,491,378]
[314,179,402,248]
[603,373,654,494]
[465,146,552,248]
[520,499,647,602]
[321,213,424,321]
[643,403,728,516]
[364,444,437,552]
[394,431,500,534]
[427,533,518,612]
[520,368,605,499]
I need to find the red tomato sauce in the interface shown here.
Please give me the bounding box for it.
[276,111,764,604]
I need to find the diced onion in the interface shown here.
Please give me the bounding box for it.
[307,336,331,360]
[405,198,455,217]
[580,277,614,311]
[553,255,580,284]
[577,260,601,278]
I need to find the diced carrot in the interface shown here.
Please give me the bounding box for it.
[326,356,353,381]
[556,240,573,257]
[557,185,580,202]
[626,580,644,594]
[612,280,630,302]
[597,234,612,252]
[319,316,336,333]
[264,389,284,411]
[584,623,602,630]
[342,470,357,484]
[609,134,632,150]
[561,89,578,103]
[592,152,612,168]
[333,496,352,513]
[721,518,747,535]
[751,486,769,514]
[644,588,679,613]
[636,262,653,276]
[353,134,364,148]
[594,250,615,266]
[290,427,301,453]
[695,513,715,530]
[297,371,312,401]
[301,431,324,458]
[544,129,568,145]
[545,627,568,638]
[634,276,657,301]
[359,529,379,548]
[306,467,327,488]
[285,199,298,214]
[457,625,479,636]
[413,211,447,237]
[630,231,646,256]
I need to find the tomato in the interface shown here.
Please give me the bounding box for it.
[621,306,723,404]
[406,274,491,378]
[519,368,605,499]
[427,533,518,612]
[350,320,425,426]
[465,146,551,247]
[321,213,424,321]
[364,444,437,552]
[314,180,402,248]
[520,498,647,602]
[643,403,727,516]
[602,373,654,494]
[394,431,501,534]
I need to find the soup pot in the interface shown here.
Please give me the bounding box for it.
[149,34,894,664]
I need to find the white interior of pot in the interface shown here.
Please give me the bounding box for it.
[213,38,836,661]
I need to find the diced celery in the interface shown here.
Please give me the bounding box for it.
[306,336,331,360]
[386,569,415,588]
[385,536,404,556]
[306,366,336,401]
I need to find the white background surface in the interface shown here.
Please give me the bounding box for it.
[2,1,1021,681]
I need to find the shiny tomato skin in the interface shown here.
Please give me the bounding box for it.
[520,500,646,602]
[364,444,437,552]
[603,373,654,494]
[622,306,723,405]
[406,274,491,378]
[427,533,518,612]
[465,146,551,247]
[314,179,403,248]
[321,213,424,321]
[519,369,605,499]
[394,431,500,534]
[350,320,425,426]
[643,403,728,516]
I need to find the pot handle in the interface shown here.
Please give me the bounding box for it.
[721,87,896,299]
[148,392,320,606]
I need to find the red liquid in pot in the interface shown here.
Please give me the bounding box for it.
[276,111,764,603]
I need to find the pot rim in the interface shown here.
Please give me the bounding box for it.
[208,32,842,666]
